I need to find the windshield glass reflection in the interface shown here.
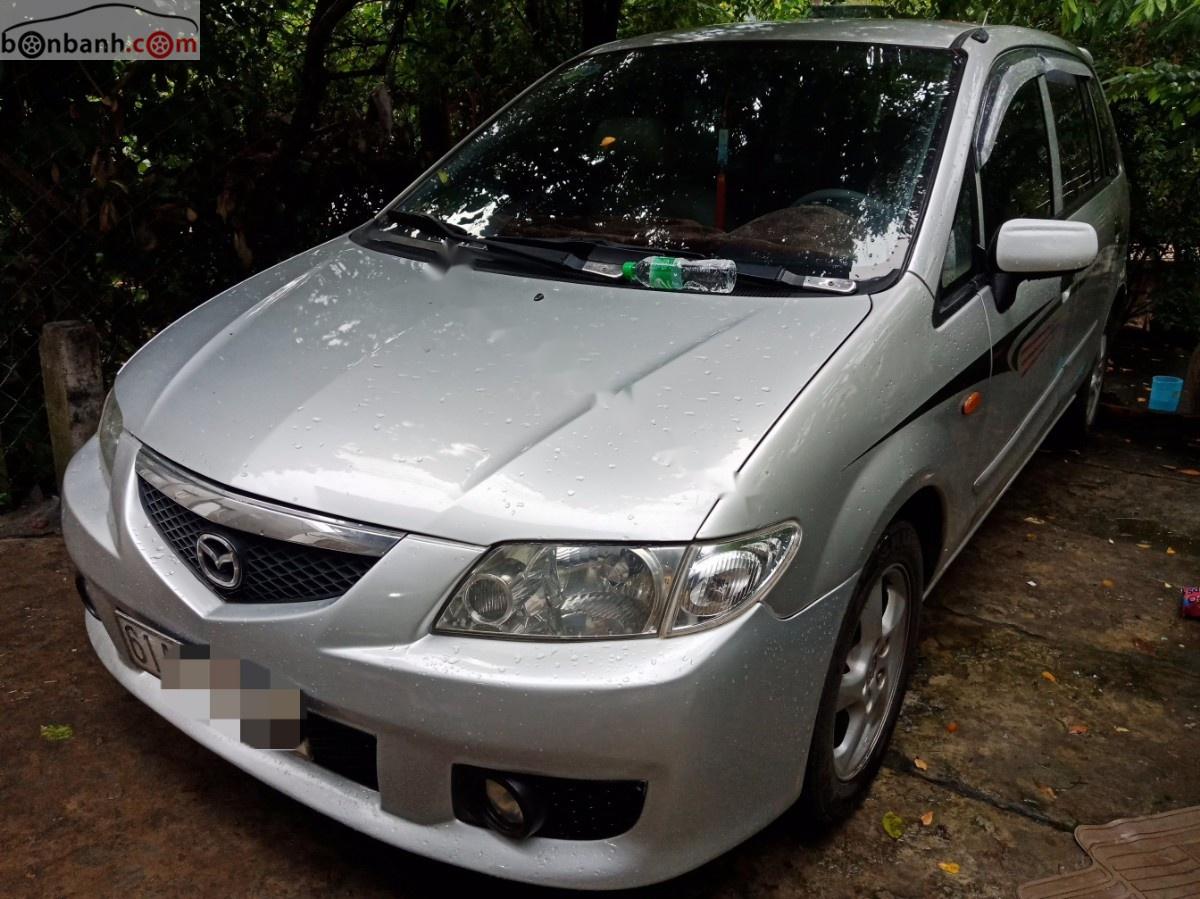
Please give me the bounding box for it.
[392,41,959,283]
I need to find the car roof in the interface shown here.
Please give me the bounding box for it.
[588,18,1081,58]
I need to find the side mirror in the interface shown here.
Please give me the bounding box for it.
[990,219,1099,313]
[995,219,1099,274]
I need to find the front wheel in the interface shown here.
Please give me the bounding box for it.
[799,521,923,825]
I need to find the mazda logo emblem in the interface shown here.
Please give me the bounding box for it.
[195,533,242,590]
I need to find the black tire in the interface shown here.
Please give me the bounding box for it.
[799,520,923,826]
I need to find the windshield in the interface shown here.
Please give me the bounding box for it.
[390,41,959,284]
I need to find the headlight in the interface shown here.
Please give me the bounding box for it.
[97,390,123,479]
[436,543,687,639]
[434,523,799,640]
[669,525,800,633]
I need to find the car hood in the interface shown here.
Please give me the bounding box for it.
[118,236,869,545]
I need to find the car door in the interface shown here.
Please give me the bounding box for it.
[971,57,1069,500]
[1043,61,1123,391]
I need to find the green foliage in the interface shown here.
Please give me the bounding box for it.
[904,0,1200,338]
[1063,0,1200,131]
[1061,0,1199,339]
[1064,0,1200,31]
[620,0,809,34]
[1108,61,1200,126]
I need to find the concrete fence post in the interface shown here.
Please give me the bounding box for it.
[0,428,9,507]
[39,321,105,489]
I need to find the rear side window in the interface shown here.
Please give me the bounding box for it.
[1086,78,1121,176]
[1046,72,1102,209]
[980,78,1052,243]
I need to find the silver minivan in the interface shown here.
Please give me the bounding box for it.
[64,19,1128,889]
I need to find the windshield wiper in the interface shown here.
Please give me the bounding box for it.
[479,237,629,281]
[361,215,618,280]
[492,236,857,294]
[734,263,858,295]
[374,208,475,243]
[486,239,860,294]
[369,216,619,278]
[366,219,857,294]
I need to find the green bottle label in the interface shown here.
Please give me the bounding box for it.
[623,256,686,290]
[646,256,683,290]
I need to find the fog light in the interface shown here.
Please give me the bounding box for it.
[452,764,646,840]
[480,775,544,839]
[486,779,522,823]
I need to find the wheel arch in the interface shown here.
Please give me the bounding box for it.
[890,486,946,590]
[1106,282,1130,337]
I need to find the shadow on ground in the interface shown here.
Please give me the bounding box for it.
[1,417,1197,897]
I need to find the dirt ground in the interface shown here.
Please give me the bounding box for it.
[1,415,1198,898]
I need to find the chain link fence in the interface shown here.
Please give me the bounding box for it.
[0,89,398,509]
[1,105,225,508]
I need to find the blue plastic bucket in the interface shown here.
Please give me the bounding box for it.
[1148,375,1183,413]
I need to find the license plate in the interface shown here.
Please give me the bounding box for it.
[115,610,182,678]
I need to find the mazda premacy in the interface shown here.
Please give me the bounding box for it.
[64,18,1127,889]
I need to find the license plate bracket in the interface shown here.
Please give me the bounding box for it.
[114,610,182,678]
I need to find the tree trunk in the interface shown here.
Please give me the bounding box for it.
[1182,340,1200,415]
[280,0,363,167]
[263,0,367,259]
[0,429,9,510]
[581,0,621,51]
[417,93,451,165]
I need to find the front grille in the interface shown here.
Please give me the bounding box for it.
[138,477,378,603]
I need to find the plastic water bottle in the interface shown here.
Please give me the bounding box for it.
[621,256,737,293]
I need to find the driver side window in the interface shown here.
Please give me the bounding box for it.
[980,78,1053,245]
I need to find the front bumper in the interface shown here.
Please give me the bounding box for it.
[63,435,856,889]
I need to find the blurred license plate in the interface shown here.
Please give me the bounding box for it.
[115,610,181,678]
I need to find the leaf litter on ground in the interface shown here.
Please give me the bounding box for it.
[882,811,905,840]
[40,724,73,742]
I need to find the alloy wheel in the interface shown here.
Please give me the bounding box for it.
[832,563,911,781]
[1085,334,1107,429]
